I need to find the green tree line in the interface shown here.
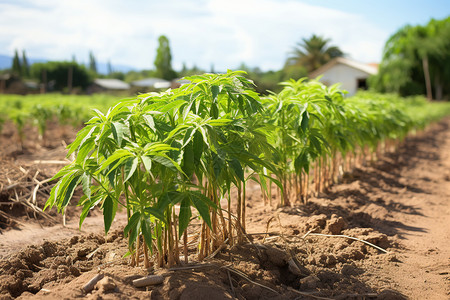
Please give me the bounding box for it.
[370,17,450,100]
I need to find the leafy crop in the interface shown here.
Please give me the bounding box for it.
[0,94,120,143]
[44,72,450,268]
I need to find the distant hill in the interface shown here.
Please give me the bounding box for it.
[0,54,136,74]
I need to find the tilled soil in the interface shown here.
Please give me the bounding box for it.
[0,118,449,300]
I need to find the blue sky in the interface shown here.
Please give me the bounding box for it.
[0,0,448,72]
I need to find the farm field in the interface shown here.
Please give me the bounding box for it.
[0,112,449,299]
[0,77,450,299]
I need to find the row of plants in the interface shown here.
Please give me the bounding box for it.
[0,94,121,147]
[43,71,450,268]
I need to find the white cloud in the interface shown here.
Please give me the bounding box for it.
[0,0,389,71]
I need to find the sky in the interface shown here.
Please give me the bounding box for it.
[0,0,449,72]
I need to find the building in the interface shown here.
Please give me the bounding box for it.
[130,78,171,90]
[89,78,130,93]
[309,57,378,96]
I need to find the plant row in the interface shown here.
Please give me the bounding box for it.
[44,71,450,268]
[0,94,121,147]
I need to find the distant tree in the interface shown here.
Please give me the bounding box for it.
[154,35,177,80]
[89,51,97,73]
[124,69,157,82]
[12,49,22,76]
[22,50,29,77]
[180,62,188,76]
[30,61,92,91]
[369,17,450,100]
[286,34,344,73]
[178,64,205,78]
[109,71,125,80]
[107,60,113,75]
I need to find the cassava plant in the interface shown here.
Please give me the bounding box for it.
[45,70,279,268]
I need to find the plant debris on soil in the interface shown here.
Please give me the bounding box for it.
[1,118,449,300]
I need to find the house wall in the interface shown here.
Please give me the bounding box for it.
[316,64,370,96]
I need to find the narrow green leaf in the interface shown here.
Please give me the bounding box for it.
[144,207,166,223]
[111,122,127,147]
[178,197,191,238]
[141,218,153,252]
[61,174,82,210]
[80,173,91,199]
[67,125,95,157]
[97,149,133,173]
[102,195,117,235]
[143,114,156,132]
[211,85,220,101]
[124,157,139,182]
[189,191,213,229]
[182,141,195,178]
[229,158,244,182]
[141,156,152,174]
[300,110,309,133]
[124,211,141,237]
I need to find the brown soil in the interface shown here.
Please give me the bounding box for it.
[0,118,449,300]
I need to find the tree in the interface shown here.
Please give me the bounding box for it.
[286,34,344,73]
[30,61,92,91]
[370,17,450,100]
[12,49,22,76]
[89,51,97,74]
[22,50,29,77]
[154,35,177,80]
[107,60,113,75]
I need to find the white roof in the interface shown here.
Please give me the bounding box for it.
[94,79,130,90]
[309,57,378,78]
[131,78,171,89]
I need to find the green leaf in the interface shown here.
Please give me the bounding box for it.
[143,114,156,132]
[98,149,133,173]
[153,154,185,175]
[141,156,152,174]
[76,138,95,164]
[229,158,244,182]
[160,99,186,113]
[102,195,117,235]
[300,110,309,133]
[207,119,233,126]
[50,164,76,181]
[178,197,191,238]
[45,180,61,210]
[155,192,172,211]
[124,157,139,182]
[141,218,153,252]
[165,124,189,141]
[189,191,213,229]
[192,131,204,165]
[211,85,220,101]
[79,194,103,229]
[79,196,92,229]
[182,141,195,178]
[67,125,95,157]
[111,122,127,147]
[210,103,219,119]
[212,152,224,179]
[144,207,166,223]
[124,211,141,237]
[80,173,91,199]
[61,174,82,210]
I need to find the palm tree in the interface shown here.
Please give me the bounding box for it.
[287,35,344,73]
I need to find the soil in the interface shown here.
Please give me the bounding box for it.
[0,118,449,300]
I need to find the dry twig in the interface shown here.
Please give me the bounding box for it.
[302,232,388,253]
